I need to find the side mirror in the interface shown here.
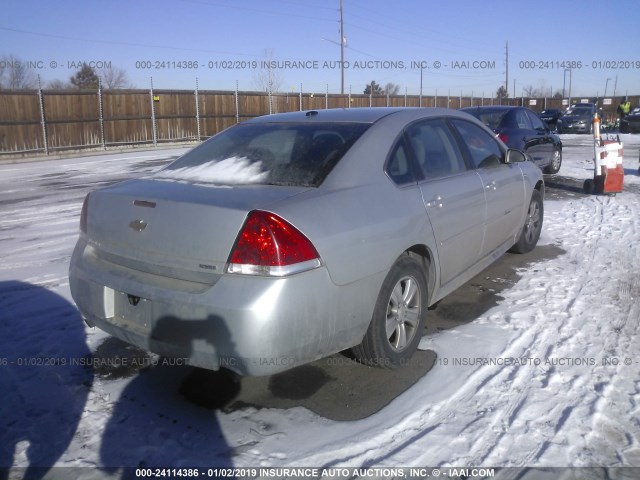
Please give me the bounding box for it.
[505,149,527,164]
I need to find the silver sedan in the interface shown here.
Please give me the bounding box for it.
[69,108,544,375]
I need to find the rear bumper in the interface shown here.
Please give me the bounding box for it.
[558,123,589,133]
[69,239,379,376]
[620,121,640,133]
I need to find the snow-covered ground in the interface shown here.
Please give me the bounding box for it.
[1,135,639,478]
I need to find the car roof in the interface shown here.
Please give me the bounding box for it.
[244,107,477,125]
[460,106,523,114]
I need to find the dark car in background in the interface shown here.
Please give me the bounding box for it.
[538,109,563,129]
[556,103,598,134]
[461,106,562,174]
[620,107,640,133]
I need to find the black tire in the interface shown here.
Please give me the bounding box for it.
[583,178,594,194]
[510,189,543,254]
[544,148,562,174]
[351,255,428,369]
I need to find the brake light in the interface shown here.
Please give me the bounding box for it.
[80,194,89,234]
[497,133,509,144]
[226,210,321,276]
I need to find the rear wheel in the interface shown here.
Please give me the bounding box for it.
[583,178,595,194]
[544,148,562,174]
[510,189,543,254]
[352,255,428,369]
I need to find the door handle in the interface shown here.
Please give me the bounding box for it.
[485,180,497,191]
[426,195,443,208]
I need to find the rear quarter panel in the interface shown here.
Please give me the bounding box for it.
[271,181,436,288]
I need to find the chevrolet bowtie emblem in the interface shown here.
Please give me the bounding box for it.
[129,219,147,232]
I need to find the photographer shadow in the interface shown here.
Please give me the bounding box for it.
[0,281,93,480]
[99,315,238,476]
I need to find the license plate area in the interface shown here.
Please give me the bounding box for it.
[112,290,152,334]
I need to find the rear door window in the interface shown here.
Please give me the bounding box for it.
[526,110,547,130]
[450,119,505,169]
[514,109,533,129]
[385,137,415,185]
[405,119,467,179]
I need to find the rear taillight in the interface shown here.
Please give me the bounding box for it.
[497,133,508,144]
[80,194,89,234]
[226,210,321,277]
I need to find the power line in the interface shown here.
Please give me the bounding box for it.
[181,0,336,22]
[345,0,499,51]
[268,0,337,11]
[344,21,497,59]
[0,25,258,57]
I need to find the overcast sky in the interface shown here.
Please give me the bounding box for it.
[2,0,639,97]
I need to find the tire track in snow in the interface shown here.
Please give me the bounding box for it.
[456,194,637,466]
[296,308,564,468]
[580,231,640,466]
[506,195,640,466]
[428,197,613,466]
[293,193,640,469]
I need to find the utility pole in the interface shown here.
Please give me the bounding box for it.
[505,41,509,97]
[340,0,345,94]
[420,66,423,106]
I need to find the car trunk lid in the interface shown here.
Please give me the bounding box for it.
[85,178,309,284]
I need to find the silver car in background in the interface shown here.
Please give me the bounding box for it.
[69,108,544,375]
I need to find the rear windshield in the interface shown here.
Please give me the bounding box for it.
[156,122,370,187]
[463,109,508,130]
[571,107,593,116]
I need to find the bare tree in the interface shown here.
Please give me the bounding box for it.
[46,79,72,89]
[522,80,551,98]
[252,48,283,93]
[536,79,548,97]
[383,82,400,96]
[98,66,133,89]
[0,55,37,89]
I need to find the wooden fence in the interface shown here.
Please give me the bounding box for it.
[0,87,636,155]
